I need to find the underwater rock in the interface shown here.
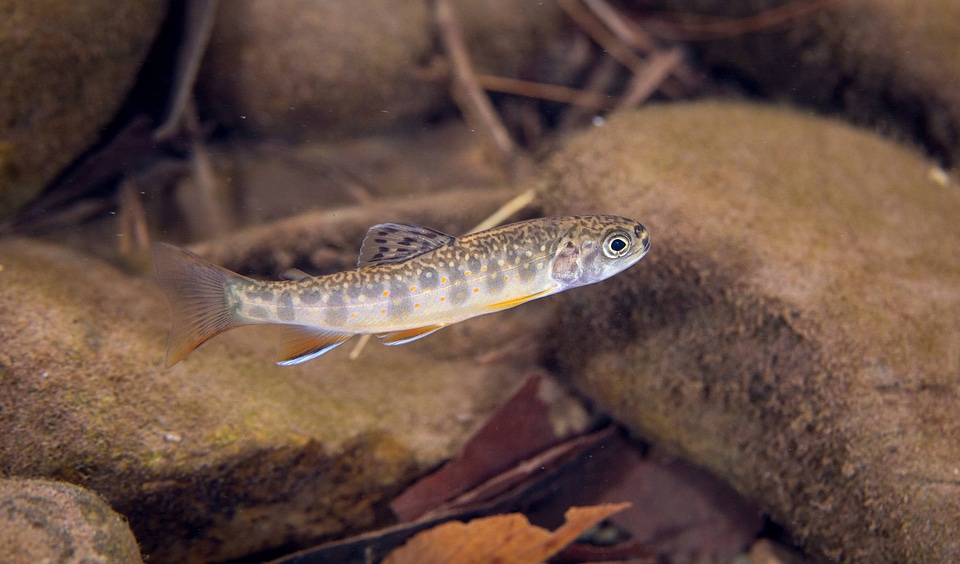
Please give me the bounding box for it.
[198,0,562,139]
[0,237,559,562]
[540,101,960,562]
[0,478,142,563]
[0,1,167,219]
[642,0,960,165]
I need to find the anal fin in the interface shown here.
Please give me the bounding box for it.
[379,325,446,346]
[277,326,353,365]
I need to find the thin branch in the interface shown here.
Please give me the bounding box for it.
[555,0,646,73]
[154,0,220,141]
[614,48,685,111]
[433,0,517,168]
[641,0,846,41]
[582,0,656,53]
[476,75,617,111]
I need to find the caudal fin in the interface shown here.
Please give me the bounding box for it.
[152,242,249,367]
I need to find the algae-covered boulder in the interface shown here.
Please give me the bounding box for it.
[0,1,167,218]
[540,102,960,561]
[643,0,960,164]
[0,238,553,562]
[0,478,142,563]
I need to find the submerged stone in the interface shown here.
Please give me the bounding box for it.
[540,101,960,562]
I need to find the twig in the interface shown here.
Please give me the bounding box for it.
[174,100,228,239]
[476,75,617,111]
[349,334,372,360]
[117,179,151,255]
[582,0,657,53]
[641,0,846,41]
[467,189,537,234]
[433,0,516,169]
[557,55,621,131]
[555,0,646,73]
[154,0,220,141]
[613,47,685,111]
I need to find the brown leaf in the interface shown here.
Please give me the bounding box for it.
[383,503,630,564]
[391,374,564,522]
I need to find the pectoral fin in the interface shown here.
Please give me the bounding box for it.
[277,326,353,365]
[379,325,446,346]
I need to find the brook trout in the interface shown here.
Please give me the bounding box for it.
[153,215,650,366]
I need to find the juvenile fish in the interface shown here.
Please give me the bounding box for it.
[152,215,650,366]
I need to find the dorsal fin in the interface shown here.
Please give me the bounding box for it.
[357,223,455,268]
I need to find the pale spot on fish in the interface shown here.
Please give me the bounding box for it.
[498,259,505,266]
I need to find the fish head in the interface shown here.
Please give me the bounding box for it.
[550,215,650,287]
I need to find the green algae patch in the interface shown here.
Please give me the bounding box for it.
[541,101,960,562]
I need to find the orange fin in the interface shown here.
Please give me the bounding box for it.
[483,287,556,312]
[379,325,446,346]
[152,242,251,367]
[277,326,354,365]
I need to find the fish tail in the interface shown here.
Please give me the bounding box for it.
[152,242,250,367]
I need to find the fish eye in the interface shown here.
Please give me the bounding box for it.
[602,231,631,258]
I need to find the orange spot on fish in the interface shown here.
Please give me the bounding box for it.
[382,290,390,297]
[464,270,471,276]
[473,288,479,293]
[503,275,509,281]
[350,313,357,318]
[381,309,387,314]
[409,285,416,292]
[480,265,487,271]
[414,303,421,308]
[441,277,448,283]
[440,297,446,302]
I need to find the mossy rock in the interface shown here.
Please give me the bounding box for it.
[0,478,142,563]
[643,0,960,165]
[0,238,550,561]
[540,101,960,561]
[198,0,562,139]
[0,1,167,219]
